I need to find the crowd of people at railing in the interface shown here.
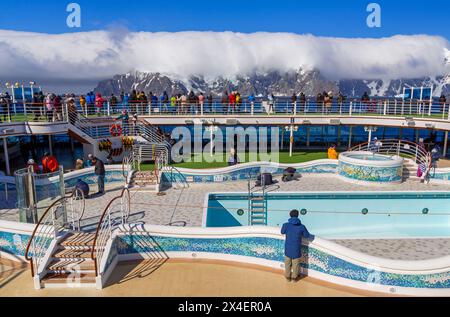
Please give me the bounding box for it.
[0,87,449,123]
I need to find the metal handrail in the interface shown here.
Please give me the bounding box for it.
[349,139,430,164]
[24,189,85,277]
[2,99,450,122]
[91,187,130,277]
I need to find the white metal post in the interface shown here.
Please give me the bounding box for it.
[348,126,353,149]
[210,126,214,157]
[21,85,27,118]
[289,125,294,157]
[2,137,10,175]
[48,135,53,156]
[368,129,372,144]
[444,131,448,157]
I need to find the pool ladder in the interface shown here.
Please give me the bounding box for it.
[248,176,268,226]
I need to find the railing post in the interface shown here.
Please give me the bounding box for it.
[201,102,204,116]
[7,103,11,122]
[251,102,254,116]
[293,101,297,116]
[23,101,27,119]
[349,102,353,116]
[107,102,111,116]
[383,101,387,115]
[415,145,418,162]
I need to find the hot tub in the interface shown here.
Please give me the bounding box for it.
[338,151,404,183]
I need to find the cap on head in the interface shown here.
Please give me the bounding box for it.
[28,159,35,164]
[44,152,50,156]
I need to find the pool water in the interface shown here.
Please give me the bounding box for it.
[346,154,394,161]
[206,192,450,239]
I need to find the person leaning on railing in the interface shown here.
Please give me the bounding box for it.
[281,209,314,283]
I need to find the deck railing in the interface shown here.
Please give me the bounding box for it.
[1,99,450,123]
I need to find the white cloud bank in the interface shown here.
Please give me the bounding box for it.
[0,29,449,83]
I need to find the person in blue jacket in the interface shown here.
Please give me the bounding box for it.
[281,209,314,282]
[248,93,255,113]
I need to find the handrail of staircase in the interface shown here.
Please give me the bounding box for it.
[24,189,85,277]
[349,139,429,164]
[91,187,130,277]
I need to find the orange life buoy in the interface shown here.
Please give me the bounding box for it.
[110,124,122,137]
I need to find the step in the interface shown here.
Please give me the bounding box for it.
[60,232,95,247]
[47,258,95,272]
[251,220,266,224]
[251,216,267,220]
[53,248,92,259]
[41,272,96,285]
[251,207,265,212]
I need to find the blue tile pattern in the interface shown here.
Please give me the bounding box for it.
[338,161,402,182]
[115,234,450,289]
[0,230,31,257]
[163,164,338,183]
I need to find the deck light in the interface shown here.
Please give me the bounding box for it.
[237,209,244,216]
[300,209,307,215]
[362,208,368,215]
[422,208,429,214]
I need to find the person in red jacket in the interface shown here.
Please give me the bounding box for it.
[95,93,105,116]
[228,92,236,113]
[42,152,59,173]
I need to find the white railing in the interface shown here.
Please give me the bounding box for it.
[1,99,450,123]
[25,189,86,277]
[350,139,430,165]
[91,188,130,276]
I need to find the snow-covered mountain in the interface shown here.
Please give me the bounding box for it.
[94,69,449,98]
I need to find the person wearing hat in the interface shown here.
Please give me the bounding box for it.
[27,159,40,174]
[41,152,59,174]
[86,154,94,167]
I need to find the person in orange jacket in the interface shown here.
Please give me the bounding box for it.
[42,152,59,173]
[327,145,339,160]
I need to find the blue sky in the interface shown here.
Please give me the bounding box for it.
[0,0,449,39]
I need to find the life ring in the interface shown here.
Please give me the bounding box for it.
[110,124,122,137]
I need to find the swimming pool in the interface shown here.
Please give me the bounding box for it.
[205,192,450,239]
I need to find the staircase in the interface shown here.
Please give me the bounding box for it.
[129,171,159,192]
[26,188,131,290]
[40,232,96,288]
[402,159,420,182]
